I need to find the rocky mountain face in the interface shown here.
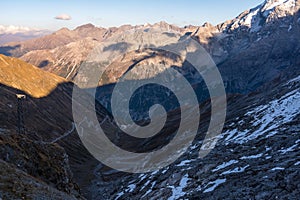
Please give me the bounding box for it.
[91,0,300,129]
[0,134,81,199]
[95,68,300,200]
[211,0,300,93]
[196,0,300,56]
[0,0,299,199]
[1,1,298,96]
[191,0,300,93]
[20,37,100,79]
[0,22,183,81]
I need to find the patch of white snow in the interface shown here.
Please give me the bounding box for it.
[168,174,189,200]
[212,160,239,172]
[203,178,227,193]
[221,165,250,175]
[240,153,263,160]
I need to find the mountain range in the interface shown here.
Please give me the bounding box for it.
[0,0,299,199]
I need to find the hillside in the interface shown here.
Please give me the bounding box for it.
[0,54,66,98]
[0,54,113,198]
[0,0,299,199]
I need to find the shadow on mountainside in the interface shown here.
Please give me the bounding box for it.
[0,44,21,56]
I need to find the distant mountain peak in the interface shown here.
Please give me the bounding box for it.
[76,23,95,29]
[261,0,297,16]
[202,22,214,28]
[74,23,101,32]
[224,0,299,32]
[56,27,71,34]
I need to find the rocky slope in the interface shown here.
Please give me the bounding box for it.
[188,0,300,93]
[0,0,299,199]
[1,51,299,199]
[0,55,82,198]
[79,1,300,198]
[18,22,184,82]
[93,67,300,200]
[0,54,116,199]
[0,159,78,199]
[2,0,297,97]
[0,22,183,78]
[0,134,82,199]
[20,37,100,79]
[68,0,300,120]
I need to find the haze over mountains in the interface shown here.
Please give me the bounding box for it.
[0,0,300,199]
[0,25,51,45]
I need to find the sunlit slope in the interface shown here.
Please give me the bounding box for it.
[0,54,66,98]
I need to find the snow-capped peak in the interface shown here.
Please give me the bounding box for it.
[261,0,297,17]
[263,0,292,11]
[227,0,298,32]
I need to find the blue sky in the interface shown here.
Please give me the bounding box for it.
[1,0,264,30]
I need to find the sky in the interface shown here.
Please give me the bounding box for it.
[1,0,264,31]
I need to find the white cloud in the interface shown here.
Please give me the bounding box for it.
[55,14,72,20]
[0,25,38,34]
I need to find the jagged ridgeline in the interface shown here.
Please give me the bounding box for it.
[0,0,299,199]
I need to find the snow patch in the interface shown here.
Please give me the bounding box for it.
[262,0,296,17]
[221,165,249,175]
[278,143,298,154]
[116,191,124,199]
[286,75,300,84]
[265,146,272,152]
[140,180,151,191]
[244,8,260,27]
[294,161,300,166]
[224,88,300,144]
[223,129,238,142]
[240,153,263,160]
[263,0,287,12]
[203,178,227,193]
[141,181,156,198]
[271,167,285,171]
[168,174,189,200]
[212,160,239,172]
[177,160,192,167]
[125,184,136,192]
[265,131,278,138]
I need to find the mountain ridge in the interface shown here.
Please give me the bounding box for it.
[0,0,299,199]
[0,54,67,98]
[2,0,297,95]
